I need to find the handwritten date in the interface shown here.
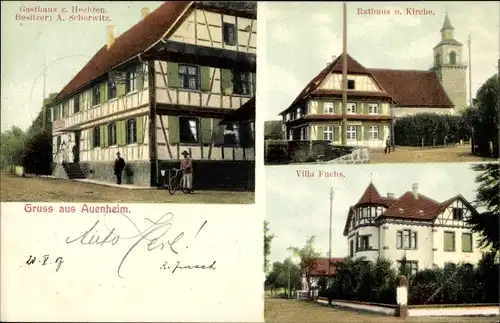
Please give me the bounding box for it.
[25,254,64,272]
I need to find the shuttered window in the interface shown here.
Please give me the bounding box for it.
[461,233,472,252]
[126,119,137,144]
[108,123,117,146]
[92,127,100,148]
[444,231,455,252]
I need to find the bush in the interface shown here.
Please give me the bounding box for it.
[22,130,53,175]
[326,253,499,305]
[394,113,470,147]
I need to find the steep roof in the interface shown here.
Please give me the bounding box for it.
[309,257,344,277]
[441,13,454,31]
[356,182,386,206]
[279,54,380,115]
[52,1,193,104]
[369,69,454,107]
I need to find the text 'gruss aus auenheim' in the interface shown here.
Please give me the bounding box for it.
[23,203,130,214]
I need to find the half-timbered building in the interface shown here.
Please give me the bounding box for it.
[278,14,466,148]
[343,182,484,273]
[49,1,256,189]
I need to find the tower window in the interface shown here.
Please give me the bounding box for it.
[435,53,441,66]
[449,51,457,65]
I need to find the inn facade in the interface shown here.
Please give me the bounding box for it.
[343,182,484,273]
[279,14,467,148]
[49,1,256,190]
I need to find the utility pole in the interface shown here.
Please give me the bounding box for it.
[42,56,47,130]
[468,34,472,108]
[328,188,335,285]
[287,245,291,299]
[341,2,348,146]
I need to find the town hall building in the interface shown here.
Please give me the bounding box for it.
[279,14,467,148]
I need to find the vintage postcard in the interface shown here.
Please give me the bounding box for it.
[1,1,262,322]
[261,1,499,165]
[265,162,499,321]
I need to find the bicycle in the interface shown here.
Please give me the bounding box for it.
[167,168,191,195]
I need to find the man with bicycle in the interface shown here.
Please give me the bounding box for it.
[180,150,193,193]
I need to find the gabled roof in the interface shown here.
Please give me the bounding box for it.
[308,257,344,277]
[279,54,383,115]
[52,1,193,105]
[369,69,454,107]
[343,182,478,236]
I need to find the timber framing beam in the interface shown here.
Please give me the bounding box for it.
[148,60,158,187]
[156,103,233,119]
[144,41,256,72]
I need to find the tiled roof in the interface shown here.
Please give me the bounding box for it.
[369,69,454,107]
[53,1,193,104]
[383,191,442,220]
[298,114,393,121]
[279,53,454,115]
[309,257,344,277]
[356,182,387,206]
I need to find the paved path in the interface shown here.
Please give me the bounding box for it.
[73,178,153,190]
[265,299,499,323]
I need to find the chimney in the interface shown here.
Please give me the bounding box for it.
[412,183,419,199]
[141,7,150,19]
[107,25,115,49]
[387,193,395,199]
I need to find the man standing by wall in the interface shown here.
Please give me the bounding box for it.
[180,150,193,193]
[114,152,126,185]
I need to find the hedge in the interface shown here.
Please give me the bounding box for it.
[394,113,470,147]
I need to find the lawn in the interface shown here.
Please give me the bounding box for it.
[370,145,497,164]
[0,172,254,204]
[265,299,499,323]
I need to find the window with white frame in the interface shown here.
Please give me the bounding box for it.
[347,126,356,140]
[368,104,379,114]
[286,113,290,121]
[288,129,293,140]
[397,260,419,275]
[323,126,334,141]
[347,103,356,114]
[300,127,309,140]
[126,69,137,93]
[397,230,418,250]
[296,107,301,118]
[368,126,379,140]
[324,102,334,114]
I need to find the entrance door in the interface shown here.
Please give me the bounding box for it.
[73,131,81,163]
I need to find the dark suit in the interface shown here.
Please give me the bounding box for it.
[114,157,126,184]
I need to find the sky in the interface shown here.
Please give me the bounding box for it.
[259,1,500,121]
[265,162,485,264]
[1,1,163,131]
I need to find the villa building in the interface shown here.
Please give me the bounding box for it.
[343,181,484,274]
[278,14,467,148]
[49,1,256,189]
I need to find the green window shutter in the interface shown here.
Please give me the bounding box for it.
[360,103,367,114]
[99,82,107,104]
[213,119,224,146]
[356,126,362,141]
[462,233,472,252]
[318,101,324,114]
[99,125,105,147]
[168,115,180,144]
[380,125,384,140]
[220,69,233,95]
[117,73,126,97]
[333,125,339,141]
[364,124,370,140]
[137,116,144,144]
[103,124,109,147]
[167,62,180,88]
[200,67,211,92]
[136,64,145,90]
[89,129,93,149]
[118,120,126,146]
[334,102,341,114]
[444,232,454,251]
[200,118,213,144]
[317,126,324,140]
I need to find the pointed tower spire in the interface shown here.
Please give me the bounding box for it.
[441,13,454,31]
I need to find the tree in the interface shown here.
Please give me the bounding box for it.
[0,126,26,169]
[265,258,301,298]
[264,221,276,272]
[288,236,321,299]
[466,163,499,256]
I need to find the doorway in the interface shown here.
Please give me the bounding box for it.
[73,131,81,163]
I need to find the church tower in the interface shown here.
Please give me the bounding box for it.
[431,13,468,113]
